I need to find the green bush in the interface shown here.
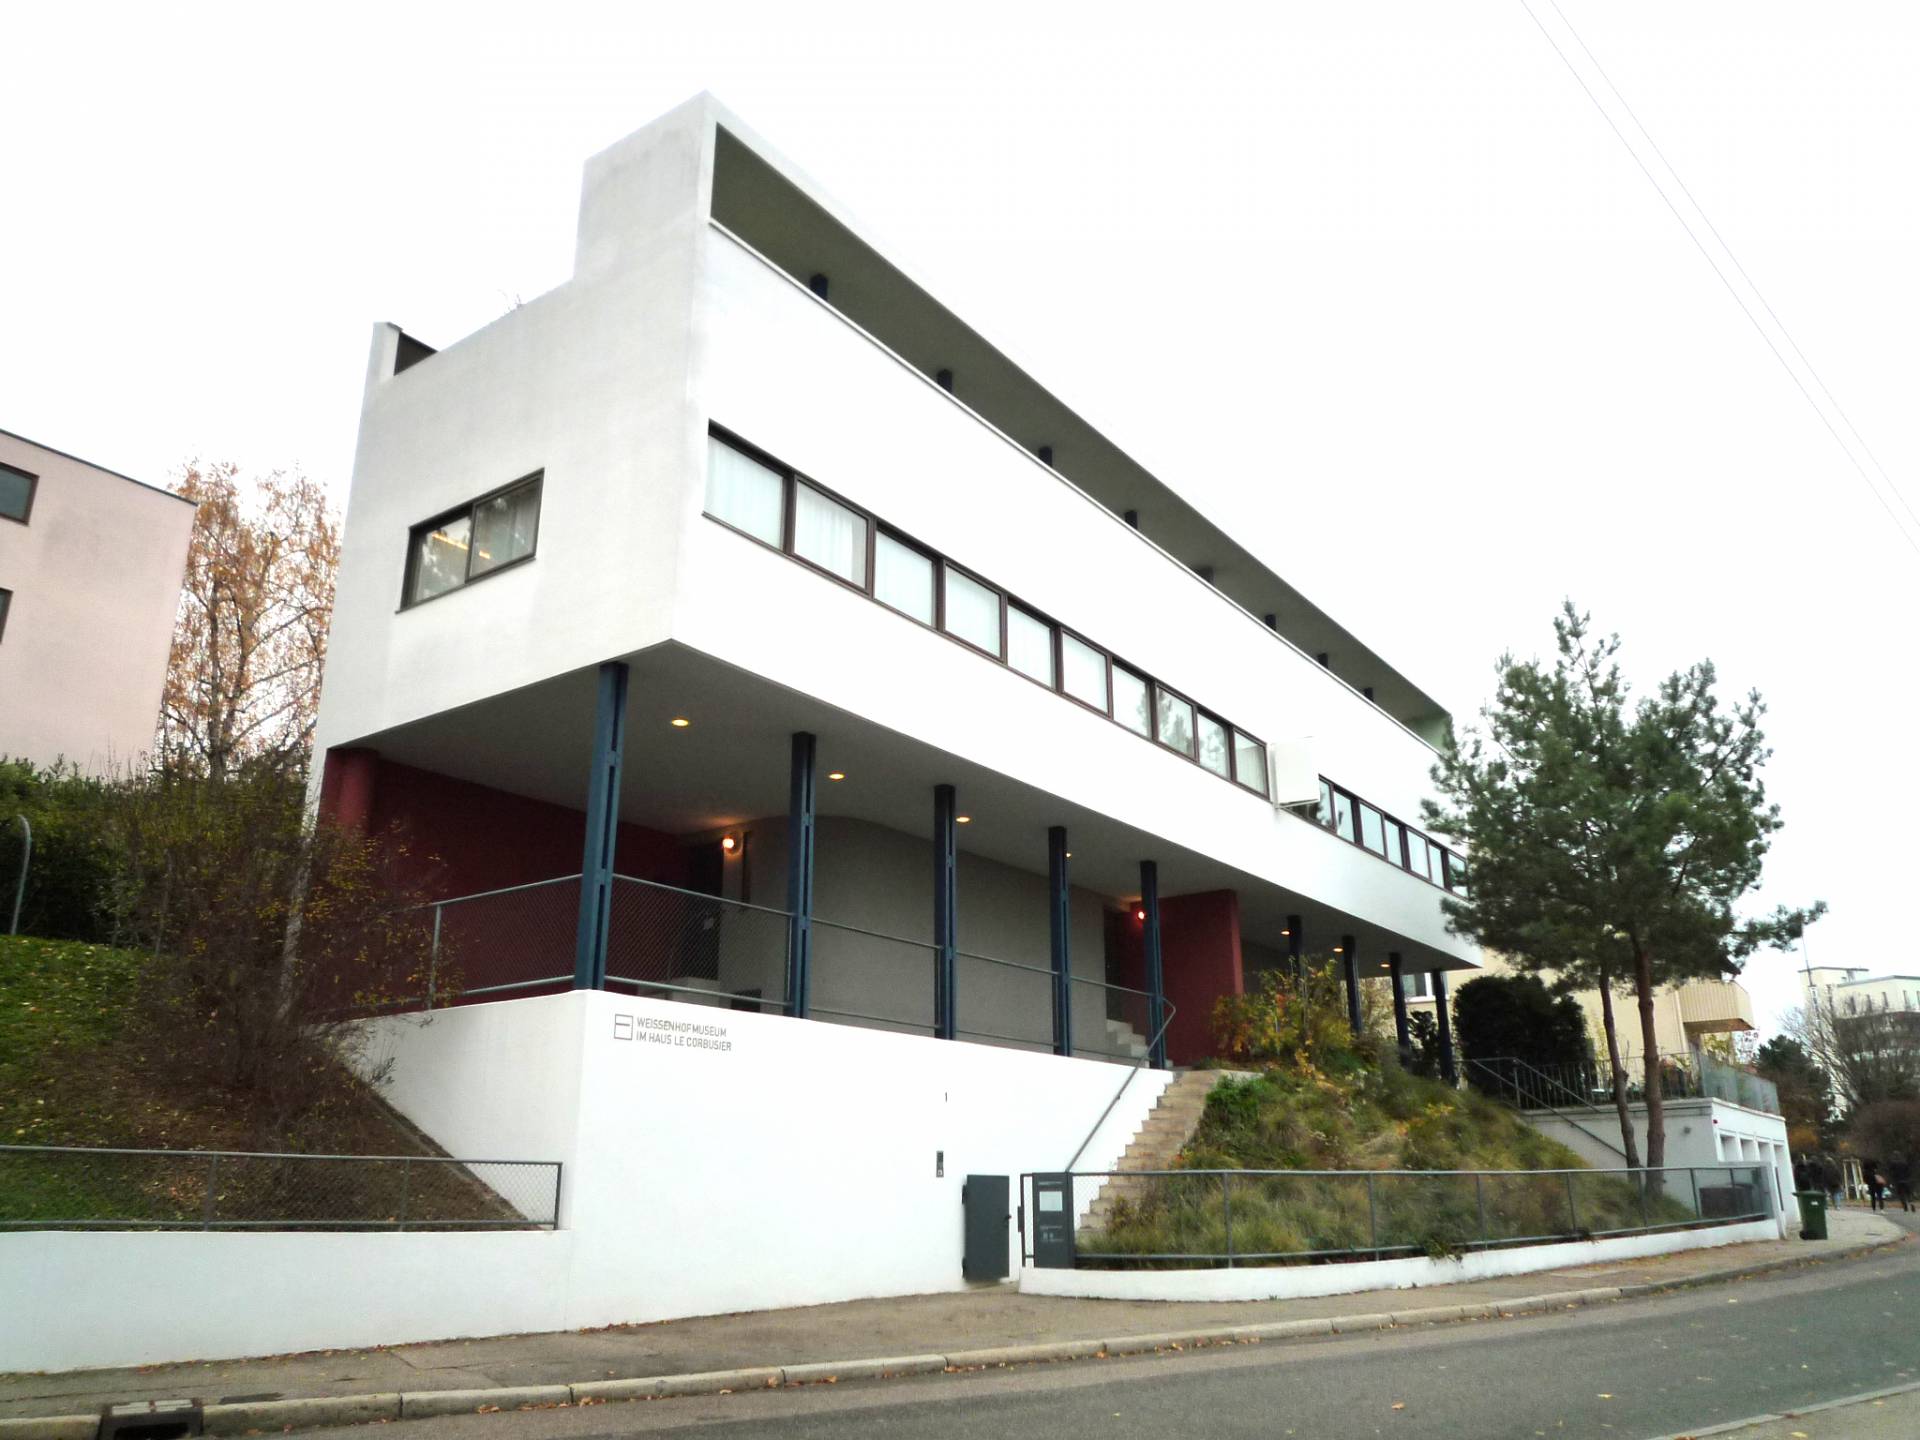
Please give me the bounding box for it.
[0,759,121,943]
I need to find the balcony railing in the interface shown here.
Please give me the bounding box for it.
[1469,1051,1779,1116]
[399,873,1163,1066]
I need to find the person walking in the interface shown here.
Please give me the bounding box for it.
[1890,1154,1914,1213]
[1793,1156,1813,1192]
[1821,1153,1844,1206]
[1864,1158,1888,1211]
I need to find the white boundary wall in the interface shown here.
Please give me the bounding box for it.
[1019,1216,1780,1303]
[0,991,1168,1373]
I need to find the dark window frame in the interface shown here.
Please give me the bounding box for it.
[1312,774,1465,892]
[0,586,11,643]
[702,425,1271,800]
[400,471,544,610]
[0,461,36,526]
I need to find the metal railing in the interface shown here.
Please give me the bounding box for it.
[1464,1055,1632,1163]
[0,1144,561,1230]
[1470,1052,1779,1117]
[604,874,789,1013]
[1035,1163,1772,1269]
[426,873,582,1004]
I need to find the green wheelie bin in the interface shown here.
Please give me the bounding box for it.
[1795,1188,1828,1240]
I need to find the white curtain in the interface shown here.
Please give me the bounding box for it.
[706,438,784,545]
[794,483,866,585]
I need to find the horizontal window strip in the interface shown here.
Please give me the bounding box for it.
[705,425,1270,799]
[1314,777,1466,893]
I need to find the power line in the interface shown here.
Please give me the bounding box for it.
[1516,0,1920,559]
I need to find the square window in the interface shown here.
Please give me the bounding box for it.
[1155,687,1195,756]
[793,482,867,586]
[1113,666,1151,737]
[875,532,934,623]
[942,566,1001,655]
[1233,732,1267,795]
[0,463,33,523]
[408,513,473,605]
[1332,789,1356,843]
[1197,714,1229,777]
[1061,633,1108,711]
[470,481,540,577]
[705,435,784,546]
[1007,605,1054,685]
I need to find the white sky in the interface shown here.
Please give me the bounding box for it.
[6,2,1915,1038]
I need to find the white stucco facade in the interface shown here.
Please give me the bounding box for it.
[0,429,192,772]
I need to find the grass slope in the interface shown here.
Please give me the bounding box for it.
[1083,1061,1691,1264]
[0,934,507,1226]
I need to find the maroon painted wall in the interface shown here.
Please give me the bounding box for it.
[1161,890,1244,1066]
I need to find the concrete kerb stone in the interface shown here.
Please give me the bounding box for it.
[0,1417,98,1440]
[1327,1311,1395,1334]
[655,1367,782,1398]
[202,1393,402,1435]
[782,1356,947,1385]
[943,1338,1108,1369]
[401,1386,572,1419]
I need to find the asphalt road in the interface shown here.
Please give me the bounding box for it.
[305,1215,1920,1440]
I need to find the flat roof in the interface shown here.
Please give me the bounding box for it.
[0,427,194,505]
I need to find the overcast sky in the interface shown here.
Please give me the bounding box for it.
[6,2,1915,1037]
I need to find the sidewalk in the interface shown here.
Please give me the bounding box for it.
[1,1209,1904,1430]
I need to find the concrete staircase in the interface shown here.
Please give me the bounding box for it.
[1078,1069,1219,1234]
[1104,1017,1149,1061]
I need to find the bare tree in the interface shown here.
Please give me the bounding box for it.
[1786,999,1920,1114]
[159,461,338,780]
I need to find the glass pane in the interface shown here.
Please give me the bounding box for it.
[1427,842,1447,886]
[1061,633,1108,711]
[874,533,933,623]
[705,436,784,546]
[409,513,472,603]
[1197,714,1229,776]
[943,567,1001,654]
[0,589,9,635]
[1156,687,1195,756]
[1382,819,1404,865]
[1406,832,1430,878]
[1359,804,1385,855]
[1234,732,1267,794]
[470,482,540,576]
[1007,606,1054,685]
[793,482,867,586]
[1446,853,1467,892]
[1113,667,1151,736]
[1332,789,1356,842]
[1317,780,1333,826]
[0,464,31,521]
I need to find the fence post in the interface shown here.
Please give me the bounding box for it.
[202,1154,219,1230]
[1689,1167,1701,1221]
[1637,1170,1651,1230]
[1474,1172,1487,1248]
[1365,1173,1378,1252]
[398,1158,411,1230]
[552,1162,564,1229]
[1222,1173,1234,1269]
[1565,1171,1579,1235]
[7,815,28,936]
[427,906,442,1013]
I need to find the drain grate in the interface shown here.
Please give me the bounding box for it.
[98,1399,203,1440]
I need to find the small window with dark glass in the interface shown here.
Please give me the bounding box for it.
[792,482,867,586]
[1113,666,1152,737]
[874,531,934,623]
[1155,686,1195,757]
[1196,714,1229,777]
[0,462,34,523]
[1061,632,1108,711]
[1007,605,1054,685]
[405,474,542,607]
[942,566,1002,656]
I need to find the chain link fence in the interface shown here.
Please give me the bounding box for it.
[604,874,789,1012]
[1058,1163,1772,1267]
[0,1144,561,1230]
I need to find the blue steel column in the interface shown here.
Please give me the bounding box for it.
[933,784,958,1040]
[1388,952,1411,1067]
[1048,826,1072,1057]
[1141,861,1167,1069]
[1340,933,1362,1036]
[784,732,817,1018]
[572,660,628,991]
[1433,969,1458,1084]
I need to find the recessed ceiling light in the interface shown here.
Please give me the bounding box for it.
[956,815,972,824]
[827,771,846,781]
[1134,908,1147,921]
[670,717,691,728]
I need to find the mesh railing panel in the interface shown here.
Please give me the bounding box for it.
[956,950,1053,1051]
[810,917,936,1035]
[0,1145,560,1229]
[1069,1164,1773,1267]
[604,876,788,1012]
[434,875,581,1000]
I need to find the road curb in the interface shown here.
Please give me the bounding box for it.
[1,1234,1899,1439]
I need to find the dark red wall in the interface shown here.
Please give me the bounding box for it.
[1161,890,1244,1066]
[318,747,691,900]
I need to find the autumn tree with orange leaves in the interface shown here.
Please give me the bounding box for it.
[159,462,339,780]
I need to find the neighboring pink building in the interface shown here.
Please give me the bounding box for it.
[0,429,194,772]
